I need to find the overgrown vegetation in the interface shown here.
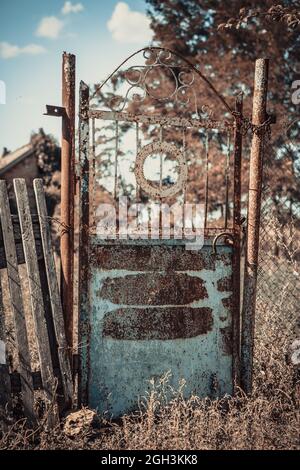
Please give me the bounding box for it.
[1,261,299,450]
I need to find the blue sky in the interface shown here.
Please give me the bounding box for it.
[0,0,153,151]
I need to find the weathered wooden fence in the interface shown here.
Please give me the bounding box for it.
[0,178,72,428]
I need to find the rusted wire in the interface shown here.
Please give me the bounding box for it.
[37,215,71,231]
[233,111,272,137]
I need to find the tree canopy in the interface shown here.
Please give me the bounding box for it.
[144,0,300,216]
[93,1,300,223]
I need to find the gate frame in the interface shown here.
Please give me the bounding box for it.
[75,48,269,404]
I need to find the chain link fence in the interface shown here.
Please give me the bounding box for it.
[255,129,300,369]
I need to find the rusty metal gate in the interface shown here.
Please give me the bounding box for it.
[78,47,244,417]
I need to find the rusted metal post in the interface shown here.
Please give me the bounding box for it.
[61,52,76,356]
[78,81,90,405]
[232,93,243,388]
[241,59,269,393]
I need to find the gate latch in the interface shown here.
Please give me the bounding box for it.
[44,105,66,117]
[212,232,234,255]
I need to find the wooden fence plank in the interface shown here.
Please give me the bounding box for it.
[33,179,73,408]
[0,181,36,423]
[0,271,11,432]
[37,258,65,411]
[0,215,43,269]
[13,178,58,427]
[10,365,68,393]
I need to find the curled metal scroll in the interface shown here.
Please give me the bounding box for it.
[91,47,233,118]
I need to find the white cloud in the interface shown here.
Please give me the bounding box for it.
[22,44,47,55]
[36,16,64,39]
[0,42,46,59]
[62,1,84,15]
[107,2,152,44]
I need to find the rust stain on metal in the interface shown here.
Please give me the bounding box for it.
[99,273,208,305]
[217,275,232,292]
[88,110,234,131]
[209,373,219,396]
[220,326,233,355]
[222,294,234,310]
[217,251,232,267]
[91,245,216,271]
[102,307,213,340]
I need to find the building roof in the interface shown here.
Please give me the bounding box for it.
[0,143,34,176]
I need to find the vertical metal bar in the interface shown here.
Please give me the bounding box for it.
[159,125,163,236]
[114,120,119,200]
[159,125,163,190]
[233,94,243,236]
[241,59,269,394]
[135,121,140,201]
[204,132,209,229]
[224,131,230,229]
[182,127,187,234]
[232,93,243,389]
[91,118,96,232]
[182,127,186,198]
[78,81,90,405]
[91,118,96,162]
[61,52,76,355]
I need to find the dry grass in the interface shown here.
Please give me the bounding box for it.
[1,214,299,450]
[1,295,299,450]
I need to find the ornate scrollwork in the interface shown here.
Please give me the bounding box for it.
[102,47,215,119]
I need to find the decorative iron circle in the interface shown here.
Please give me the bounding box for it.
[134,141,187,199]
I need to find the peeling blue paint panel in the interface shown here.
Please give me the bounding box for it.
[84,239,234,418]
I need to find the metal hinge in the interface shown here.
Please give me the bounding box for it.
[44,105,66,117]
